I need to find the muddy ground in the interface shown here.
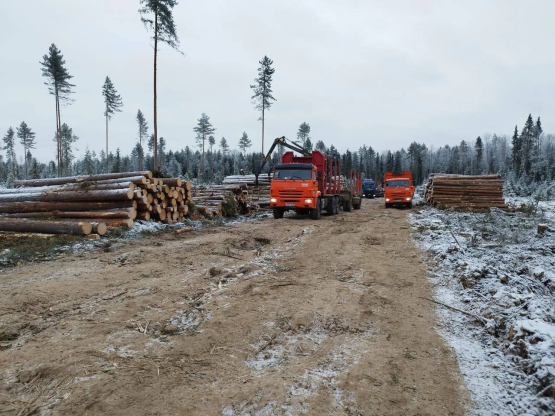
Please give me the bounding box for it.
[0,199,470,415]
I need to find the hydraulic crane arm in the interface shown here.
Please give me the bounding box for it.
[255,136,310,185]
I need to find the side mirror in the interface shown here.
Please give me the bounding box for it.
[317,172,322,180]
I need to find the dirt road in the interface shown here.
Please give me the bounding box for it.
[1,199,469,415]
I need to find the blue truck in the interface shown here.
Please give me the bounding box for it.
[362,178,376,198]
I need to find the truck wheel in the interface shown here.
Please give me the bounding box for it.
[310,200,321,220]
[334,197,340,215]
[326,198,334,216]
[385,203,391,209]
[273,208,284,219]
[407,202,413,209]
[347,201,353,212]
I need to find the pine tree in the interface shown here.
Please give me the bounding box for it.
[193,113,215,173]
[40,43,74,176]
[297,122,311,150]
[475,136,483,174]
[208,135,215,152]
[2,127,17,177]
[238,131,251,155]
[139,0,182,172]
[220,137,229,178]
[17,121,36,179]
[136,109,148,170]
[102,76,123,173]
[250,56,276,153]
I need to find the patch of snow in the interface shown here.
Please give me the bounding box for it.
[410,202,555,415]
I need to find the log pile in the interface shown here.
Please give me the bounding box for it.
[191,183,252,216]
[222,174,272,209]
[424,174,507,209]
[0,171,192,236]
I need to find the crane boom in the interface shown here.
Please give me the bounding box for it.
[255,136,310,185]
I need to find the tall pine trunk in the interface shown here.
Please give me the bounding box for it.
[201,133,205,174]
[261,106,265,154]
[24,145,28,180]
[56,94,62,177]
[153,9,158,172]
[105,114,109,173]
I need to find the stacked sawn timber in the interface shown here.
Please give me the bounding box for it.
[0,171,192,236]
[424,174,507,209]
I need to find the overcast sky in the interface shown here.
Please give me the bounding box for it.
[1,0,555,162]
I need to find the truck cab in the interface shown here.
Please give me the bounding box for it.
[384,171,415,208]
[269,150,362,220]
[362,179,376,198]
[270,163,320,219]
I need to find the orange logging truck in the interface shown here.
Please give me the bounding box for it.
[383,170,415,208]
[256,137,362,220]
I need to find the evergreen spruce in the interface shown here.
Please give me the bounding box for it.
[315,140,327,153]
[139,0,182,172]
[17,121,36,179]
[475,136,483,174]
[250,56,276,153]
[112,148,122,173]
[40,43,74,176]
[102,76,123,172]
[511,126,521,176]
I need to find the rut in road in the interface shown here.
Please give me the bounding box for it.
[0,199,469,415]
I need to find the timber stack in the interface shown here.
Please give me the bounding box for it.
[0,171,192,237]
[222,174,272,209]
[191,184,252,216]
[424,174,507,209]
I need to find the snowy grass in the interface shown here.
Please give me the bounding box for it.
[410,200,555,415]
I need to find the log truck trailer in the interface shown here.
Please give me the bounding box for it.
[255,137,363,220]
[383,170,415,208]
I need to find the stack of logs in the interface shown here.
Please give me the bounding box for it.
[424,174,507,209]
[191,183,252,216]
[222,174,271,208]
[0,171,192,237]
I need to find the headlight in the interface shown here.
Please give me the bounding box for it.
[270,198,277,203]
[304,199,313,204]
[385,198,390,202]
[406,197,411,201]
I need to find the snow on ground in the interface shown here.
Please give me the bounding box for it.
[409,198,555,416]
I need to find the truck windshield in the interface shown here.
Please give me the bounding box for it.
[273,169,312,180]
[386,180,409,188]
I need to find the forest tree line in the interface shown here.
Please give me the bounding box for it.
[2,113,554,198]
